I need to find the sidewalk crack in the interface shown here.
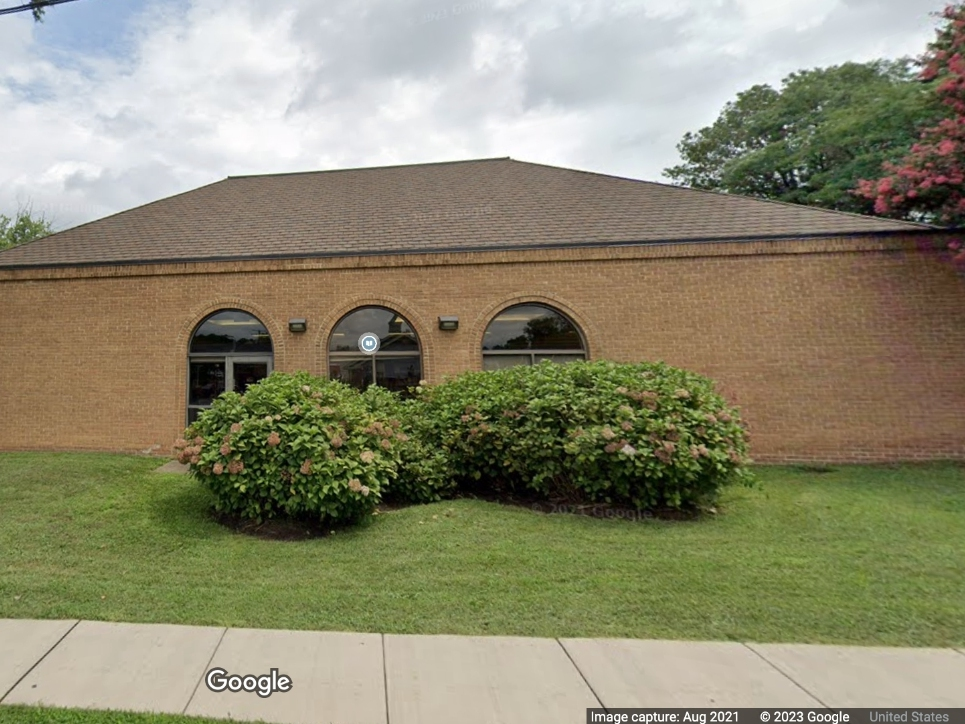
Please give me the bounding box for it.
[382,633,391,724]
[0,619,81,703]
[557,639,605,710]
[182,626,228,716]
[743,643,829,708]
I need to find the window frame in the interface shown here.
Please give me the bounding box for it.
[327,306,422,391]
[481,303,588,370]
[186,309,274,426]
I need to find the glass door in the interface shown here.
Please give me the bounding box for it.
[188,359,226,424]
[187,356,272,424]
[230,357,272,394]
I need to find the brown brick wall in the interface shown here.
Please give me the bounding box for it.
[1,235,963,463]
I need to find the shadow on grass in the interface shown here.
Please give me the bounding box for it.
[147,482,226,540]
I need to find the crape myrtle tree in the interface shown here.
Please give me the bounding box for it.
[857,2,965,270]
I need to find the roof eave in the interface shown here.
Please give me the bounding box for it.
[0,226,956,272]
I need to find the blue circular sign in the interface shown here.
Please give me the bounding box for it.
[358,333,381,355]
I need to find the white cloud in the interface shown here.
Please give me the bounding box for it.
[0,0,949,230]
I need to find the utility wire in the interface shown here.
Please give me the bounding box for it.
[0,0,85,17]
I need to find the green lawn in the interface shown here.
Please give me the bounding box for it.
[0,707,228,724]
[0,453,963,646]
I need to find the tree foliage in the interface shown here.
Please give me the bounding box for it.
[31,0,49,21]
[664,60,942,215]
[856,3,965,268]
[0,207,53,250]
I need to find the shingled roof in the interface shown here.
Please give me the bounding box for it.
[0,157,931,269]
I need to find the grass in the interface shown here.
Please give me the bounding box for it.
[0,453,963,646]
[0,707,229,724]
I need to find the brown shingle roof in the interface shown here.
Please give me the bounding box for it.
[0,157,932,268]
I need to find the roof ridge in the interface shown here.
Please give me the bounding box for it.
[226,157,513,180]
[504,158,937,230]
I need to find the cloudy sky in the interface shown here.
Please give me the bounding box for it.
[0,0,949,230]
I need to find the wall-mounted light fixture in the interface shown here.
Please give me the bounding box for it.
[288,318,308,333]
[438,316,459,331]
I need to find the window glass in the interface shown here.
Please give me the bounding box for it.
[189,360,226,406]
[534,354,585,365]
[482,354,532,371]
[482,304,583,351]
[329,359,374,390]
[329,307,422,393]
[329,307,418,352]
[375,356,422,393]
[233,362,270,393]
[190,310,272,354]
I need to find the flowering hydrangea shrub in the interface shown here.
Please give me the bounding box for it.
[359,384,455,503]
[415,360,753,511]
[176,372,401,525]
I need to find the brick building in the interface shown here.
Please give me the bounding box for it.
[0,158,962,462]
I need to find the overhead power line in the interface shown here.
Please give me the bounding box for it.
[0,0,85,17]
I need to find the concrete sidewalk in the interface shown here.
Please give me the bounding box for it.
[2,619,964,724]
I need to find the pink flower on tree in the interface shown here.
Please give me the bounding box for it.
[857,2,965,268]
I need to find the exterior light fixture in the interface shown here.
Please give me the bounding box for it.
[438,316,459,331]
[288,318,308,333]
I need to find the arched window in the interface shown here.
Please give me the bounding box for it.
[329,306,422,393]
[482,303,586,370]
[187,309,273,424]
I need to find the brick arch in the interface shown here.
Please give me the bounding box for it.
[172,299,286,434]
[312,295,434,381]
[468,292,597,370]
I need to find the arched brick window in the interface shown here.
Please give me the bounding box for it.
[328,306,422,393]
[187,309,273,423]
[482,303,586,370]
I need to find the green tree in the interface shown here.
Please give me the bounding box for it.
[663,60,943,215]
[0,207,53,250]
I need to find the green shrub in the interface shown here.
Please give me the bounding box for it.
[359,385,455,504]
[415,360,753,510]
[177,372,400,525]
